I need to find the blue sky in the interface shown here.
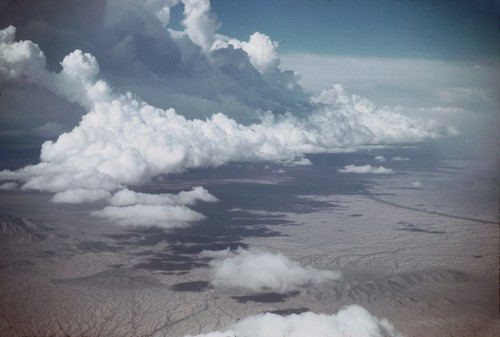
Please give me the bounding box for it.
[170,0,499,60]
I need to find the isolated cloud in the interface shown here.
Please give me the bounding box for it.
[375,155,386,162]
[338,165,394,174]
[86,186,217,227]
[91,203,205,228]
[184,304,403,337]
[202,248,341,292]
[108,186,217,206]
[410,181,423,188]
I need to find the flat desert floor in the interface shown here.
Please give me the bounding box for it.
[0,148,498,337]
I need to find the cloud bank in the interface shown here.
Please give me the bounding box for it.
[201,248,341,292]
[0,0,452,226]
[1,26,439,192]
[338,165,394,174]
[184,304,403,337]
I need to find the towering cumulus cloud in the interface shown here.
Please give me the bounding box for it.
[184,304,403,337]
[0,0,450,229]
[182,0,220,53]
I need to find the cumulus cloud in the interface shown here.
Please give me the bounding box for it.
[91,203,205,228]
[201,248,341,292]
[375,155,386,162]
[391,156,409,161]
[215,32,280,74]
[0,15,449,226]
[181,0,220,53]
[184,304,403,337]
[410,181,423,188]
[108,186,217,206]
[87,186,217,227]
[0,25,47,84]
[338,165,394,174]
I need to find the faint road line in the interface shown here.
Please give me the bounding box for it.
[367,194,497,225]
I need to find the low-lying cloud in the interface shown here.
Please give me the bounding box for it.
[89,186,218,228]
[184,304,403,337]
[201,248,341,292]
[91,203,205,228]
[338,165,394,174]
[410,181,423,188]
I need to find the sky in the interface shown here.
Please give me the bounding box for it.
[170,0,499,60]
[0,1,498,336]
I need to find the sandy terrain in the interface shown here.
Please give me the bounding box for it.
[0,152,498,337]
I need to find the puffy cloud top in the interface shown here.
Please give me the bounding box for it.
[185,304,403,337]
[0,26,47,84]
[235,32,280,74]
[182,0,220,53]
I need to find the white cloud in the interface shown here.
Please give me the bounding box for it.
[184,304,403,337]
[0,25,47,85]
[201,248,341,292]
[338,165,394,174]
[241,32,279,74]
[375,155,386,162]
[109,186,217,206]
[391,156,409,161]
[181,0,220,53]
[91,203,205,228]
[410,181,423,188]
[87,186,217,227]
